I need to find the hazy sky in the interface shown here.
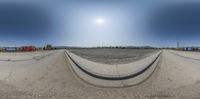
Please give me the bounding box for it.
[0,0,200,47]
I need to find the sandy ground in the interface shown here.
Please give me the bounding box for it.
[0,50,199,99]
[170,50,200,60]
[69,49,159,64]
[0,51,55,61]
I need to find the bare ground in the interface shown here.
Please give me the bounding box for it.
[69,49,159,64]
[0,50,199,99]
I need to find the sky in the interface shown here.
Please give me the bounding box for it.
[0,0,200,47]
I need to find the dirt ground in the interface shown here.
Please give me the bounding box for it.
[69,49,159,64]
[0,49,199,99]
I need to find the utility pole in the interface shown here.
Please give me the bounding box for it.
[177,42,179,48]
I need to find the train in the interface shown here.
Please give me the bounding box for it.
[19,46,36,51]
[2,46,36,52]
[176,47,200,51]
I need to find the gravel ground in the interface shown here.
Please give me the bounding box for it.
[170,50,200,60]
[0,51,55,61]
[0,50,199,99]
[69,49,159,64]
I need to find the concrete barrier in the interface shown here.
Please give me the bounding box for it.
[65,50,161,87]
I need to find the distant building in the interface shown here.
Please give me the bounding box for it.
[44,44,53,50]
[36,47,43,51]
[176,48,183,51]
[0,47,5,52]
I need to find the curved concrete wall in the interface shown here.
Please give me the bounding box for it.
[65,50,161,87]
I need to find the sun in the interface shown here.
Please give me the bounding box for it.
[96,18,104,24]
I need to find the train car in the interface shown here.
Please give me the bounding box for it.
[20,46,36,51]
[184,47,194,51]
[5,47,17,52]
[176,48,184,51]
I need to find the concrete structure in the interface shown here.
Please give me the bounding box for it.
[66,50,161,87]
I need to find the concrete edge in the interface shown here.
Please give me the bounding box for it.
[66,50,161,80]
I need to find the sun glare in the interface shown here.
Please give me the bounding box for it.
[96,18,104,24]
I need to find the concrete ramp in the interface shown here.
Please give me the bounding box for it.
[66,50,161,87]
